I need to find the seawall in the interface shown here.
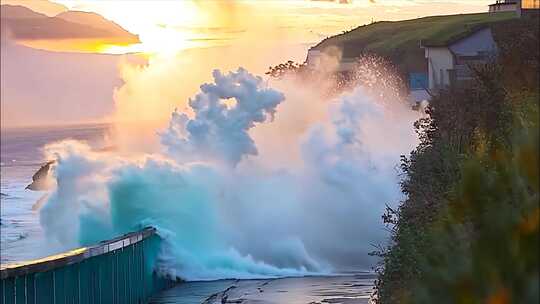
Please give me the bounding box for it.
[0,227,176,304]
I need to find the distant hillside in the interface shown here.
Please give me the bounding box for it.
[56,11,135,39]
[0,5,139,43]
[1,4,47,19]
[0,0,67,17]
[312,12,517,74]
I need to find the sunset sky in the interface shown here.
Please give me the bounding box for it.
[1,0,496,128]
[4,0,494,53]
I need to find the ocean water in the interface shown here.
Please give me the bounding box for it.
[0,123,109,264]
[0,124,377,304]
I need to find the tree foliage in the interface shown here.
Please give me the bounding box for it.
[374,17,539,304]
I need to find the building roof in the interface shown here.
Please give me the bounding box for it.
[489,1,518,6]
[422,25,491,47]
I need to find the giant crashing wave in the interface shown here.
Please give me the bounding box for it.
[38,67,420,281]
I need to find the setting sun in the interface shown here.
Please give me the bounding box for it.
[52,0,204,53]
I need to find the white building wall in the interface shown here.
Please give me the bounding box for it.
[306,48,343,72]
[522,0,540,9]
[306,49,322,68]
[425,47,454,90]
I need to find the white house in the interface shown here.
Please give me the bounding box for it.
[306,49,322,68]
[489,0,540,16]
[489,0,519,13]
[423,27,498,92]
[306,48,357,72]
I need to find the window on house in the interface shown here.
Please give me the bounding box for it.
[522,0,540,9]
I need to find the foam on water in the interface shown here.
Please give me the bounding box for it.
[0,124,109,263]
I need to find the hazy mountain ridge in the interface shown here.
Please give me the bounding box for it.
[1,4,48,19]
[55,11,136,38]
[0,4,139,43]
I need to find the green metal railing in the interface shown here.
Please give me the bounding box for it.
[0,227,176,304]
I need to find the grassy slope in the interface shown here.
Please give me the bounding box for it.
[313,12,517,74]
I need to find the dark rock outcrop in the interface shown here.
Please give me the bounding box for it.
[26,160,54,191]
